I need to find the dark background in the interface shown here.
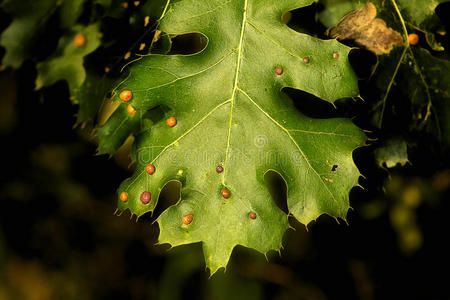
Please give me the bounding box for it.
[0,1,449,300]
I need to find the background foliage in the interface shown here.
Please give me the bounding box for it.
[0,0,449,299]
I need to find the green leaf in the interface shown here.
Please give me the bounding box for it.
[35,23,102,95]
[375,138,409,168]
[60,0,88,29]
[96,103,141,154]
[106,0,365,274]
[0,0,58,68]
[94,0,127,18]
[75,71,116,124]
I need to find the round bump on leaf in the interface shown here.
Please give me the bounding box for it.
[216,165,224,173]
[303,57,309,64]
[140,191,151,204]
[333,52,339,59]
[275,67,283,75]
[127,104,136,116]
[182,213,193,225]
[249,212,257,219]
[120,90,133,102]
[166,116,177,127]
[119,192,128,202]
[408,33,419,45]
[221,188,230,199]
[73,34,86,47]
[145,164,155,174]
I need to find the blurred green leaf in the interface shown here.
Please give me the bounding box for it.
[375,138,409,168]
[0,0,58,68]
[60,0,88,29]
[35,23,102,95]
[318,0,364,28]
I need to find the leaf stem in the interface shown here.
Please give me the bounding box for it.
[379,0,410,128]
[390,0,409,39]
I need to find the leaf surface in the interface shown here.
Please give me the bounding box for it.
[35,23,102,95]
[375,138,409,168]
[0,0,58,68]
[104,0,365,274]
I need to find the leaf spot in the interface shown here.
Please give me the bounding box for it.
[73,34,86,47]
[127,104,136,116]
[408,33,419,45]
[119,192,128,202]
[140,191,151,204]
[166,116,177,127]
[145,164,155,175]
[119,90,133,102]
[182,213,193,225]
[221,188,230,199]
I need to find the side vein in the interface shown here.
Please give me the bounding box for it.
[126,99,232,191]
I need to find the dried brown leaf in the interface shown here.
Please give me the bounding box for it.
[326,2,403,55]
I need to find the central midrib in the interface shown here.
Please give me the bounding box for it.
[213,0,249,266]
[222,0,249,185]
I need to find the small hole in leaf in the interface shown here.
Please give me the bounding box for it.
[139,105,167,130]
[152,181,181,219]
[285,3,326,37]
[169,33,207,55]
[283,88,337,119]
[264,170,288,214]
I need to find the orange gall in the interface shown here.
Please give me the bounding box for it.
[73,34,86,47]
[166,117,177,127]
[127,104,136,116]
[182,213,193,225]
[119,90,133,102]
[119,192,128,202]
[145,164,155,175]
[408,33,419,45]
